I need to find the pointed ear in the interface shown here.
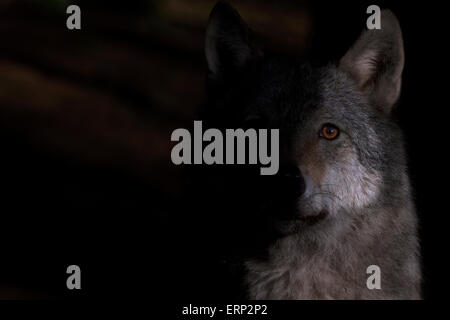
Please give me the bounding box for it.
[205,1,262,92]
[339,10,404,112]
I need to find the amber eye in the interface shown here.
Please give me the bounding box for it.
[320,124,339,140]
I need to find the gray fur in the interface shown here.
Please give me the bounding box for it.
[245,57,421,301]
[245,68,421,300]
[205,3,421,300]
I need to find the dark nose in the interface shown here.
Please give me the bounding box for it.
[278,164,306,199]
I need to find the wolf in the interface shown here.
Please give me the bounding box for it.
[201,2,421,299]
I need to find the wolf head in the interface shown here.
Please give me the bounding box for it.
[204,2,408,237]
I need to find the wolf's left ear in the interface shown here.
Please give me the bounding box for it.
[205,2,262,92]
[339,10,404,112]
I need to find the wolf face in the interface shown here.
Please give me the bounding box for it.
[203,2,420,299]
[205,3,406,234]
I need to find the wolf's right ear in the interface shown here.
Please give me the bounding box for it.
[205,1,262,93]
[339,10,404,113]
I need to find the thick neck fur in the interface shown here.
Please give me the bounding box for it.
[245,176,421,300]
